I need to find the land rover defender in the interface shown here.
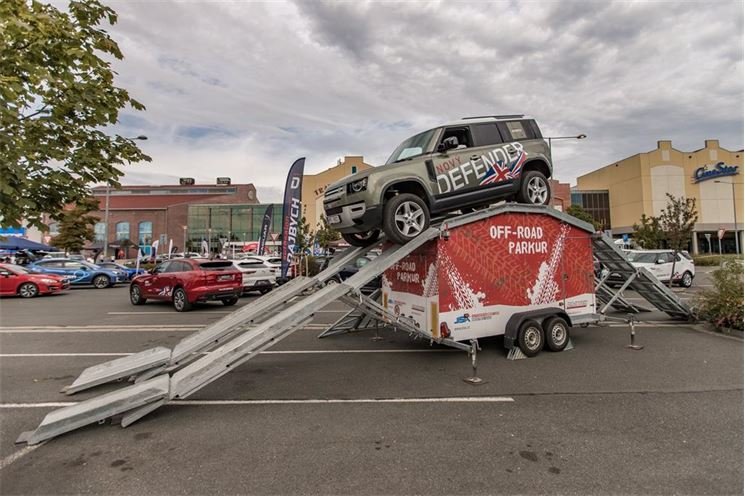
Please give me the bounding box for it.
[323,115,553,245]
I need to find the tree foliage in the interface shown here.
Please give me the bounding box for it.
[658,194,698,287]
[314,214,341,254]
[694,260,744,330]
[50,196,99,253]
[633,213,664,249]
[0,0,150,229]
[566,204,600,231]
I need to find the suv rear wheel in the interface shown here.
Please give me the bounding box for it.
[383,193,430,244]
[341,230,380,247]
[518,170,551,205]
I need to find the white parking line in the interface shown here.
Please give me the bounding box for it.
[0,443,44,471]
[0,397,514,409]
[0,349,458,358]
[107,311,235,315]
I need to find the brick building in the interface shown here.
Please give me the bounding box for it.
[46,182,282,258]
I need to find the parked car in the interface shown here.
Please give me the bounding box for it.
[27,259,127,288]
[97,262,147,280]
[323,115,552,245]
[129,259,242,312]
[42,251,67,259]
[230,259,276,295]
[323,252,381,293]
[0,263,71,298]
[609,250,696,288]
[172,252,202,259]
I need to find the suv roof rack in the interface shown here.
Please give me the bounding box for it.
[462,114,525,120]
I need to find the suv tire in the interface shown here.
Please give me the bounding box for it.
[341,230,381,247]
[383,193,430,244]
[172,287,192,312]
[517,170,551,205]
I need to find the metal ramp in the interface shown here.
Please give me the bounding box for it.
[18,227,446,445]
[591,234,694,320]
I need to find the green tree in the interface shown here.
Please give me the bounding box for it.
[566,204,601,231]
[315,214,341,254]
[0,0,151,230]
[658,194,698,287]
[633,214,664,249]
[50,197,99,253]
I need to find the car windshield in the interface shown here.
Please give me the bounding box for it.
[385,128,437,164]
[627,252,662,263]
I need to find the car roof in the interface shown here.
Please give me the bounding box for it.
[626,249,672,253]
[441,115,533,127]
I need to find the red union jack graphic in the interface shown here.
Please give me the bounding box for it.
[479,150,527,186]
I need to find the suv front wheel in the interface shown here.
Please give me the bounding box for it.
[517,170,551,205]
[383,193,430,245]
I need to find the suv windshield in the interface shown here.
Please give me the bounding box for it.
[386,128,437,164]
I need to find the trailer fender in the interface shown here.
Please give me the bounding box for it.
[504,308,570,350]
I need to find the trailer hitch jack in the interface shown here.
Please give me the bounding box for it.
[626,315,643,350]
[463,339,486,385]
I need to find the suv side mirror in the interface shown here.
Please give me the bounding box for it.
[437,136,459,153]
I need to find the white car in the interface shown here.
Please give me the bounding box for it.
[624,249,696,288]
[230,258,277,295]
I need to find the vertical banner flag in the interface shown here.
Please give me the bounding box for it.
[201,239,209,256]
[280,158,305,279]
[135,248,143,272]
[168,239,173,259]
[258,204,274,256]
[151,239,159,260]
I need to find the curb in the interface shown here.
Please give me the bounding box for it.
[691,323,744,341]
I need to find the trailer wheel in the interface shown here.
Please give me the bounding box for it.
[517,319,543,357]
[543,316,569,352]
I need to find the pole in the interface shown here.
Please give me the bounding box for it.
[208,228,212,257]
[183,226,187,254]
[102,185,111,260]
[731,182,739,255]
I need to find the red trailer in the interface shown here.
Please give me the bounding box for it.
[381,206,597,357]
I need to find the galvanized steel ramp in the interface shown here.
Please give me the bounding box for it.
[591,234,694,320]
[18,227,441,445]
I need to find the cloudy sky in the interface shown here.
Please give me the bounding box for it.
[101,0,743,202]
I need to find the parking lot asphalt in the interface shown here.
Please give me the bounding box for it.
[0,279,742,495]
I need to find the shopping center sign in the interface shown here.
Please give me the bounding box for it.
[693,162,739,183]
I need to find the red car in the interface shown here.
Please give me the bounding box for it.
[0,263,70,298]
[129,259,242,312]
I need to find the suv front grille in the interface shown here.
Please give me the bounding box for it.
[324,185,344,202]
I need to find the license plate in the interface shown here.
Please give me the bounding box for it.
[327,214,341,224]
[218,275,233,281]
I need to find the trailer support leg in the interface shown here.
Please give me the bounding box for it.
[463,340,486,385]
[626,315,643,350]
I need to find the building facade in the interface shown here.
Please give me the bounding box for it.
[302,156,372,230]
[74,182,278,257]
[576,140,743,253]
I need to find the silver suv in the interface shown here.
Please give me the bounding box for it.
[324,115,553,245]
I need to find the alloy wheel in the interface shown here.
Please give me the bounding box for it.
[527,177,549,204]
[19,283,38,298]
[394,201,426,237]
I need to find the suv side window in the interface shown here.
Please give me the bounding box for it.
[505,121,528,140]
[470,123,504,147]
[156,262,171,273]
[438,127,473,149]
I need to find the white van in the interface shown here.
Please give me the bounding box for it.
[624,249,696,287]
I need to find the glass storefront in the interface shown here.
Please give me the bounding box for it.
[186,204,283,250]
[571,190,610,230]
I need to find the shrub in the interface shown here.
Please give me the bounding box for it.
[694,261,744,330]
[692,254,743,266]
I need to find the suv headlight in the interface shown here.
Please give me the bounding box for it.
[347,177,368,194]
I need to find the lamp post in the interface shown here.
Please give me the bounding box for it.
[207,227,212,256]
[546,134,587,161]
[714,180,742,254]
[102,135,147,260]
[182,225,188,254]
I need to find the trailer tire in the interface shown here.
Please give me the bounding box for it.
[517,319,543,357]
[543,316,569,352]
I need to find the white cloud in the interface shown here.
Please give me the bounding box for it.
[101,0,743,196]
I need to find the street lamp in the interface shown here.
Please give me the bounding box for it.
[102,135,148,260]
[546,134,587,161]
[714,180,742,254]
[182,225,188,254]
[207,227,212,256]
